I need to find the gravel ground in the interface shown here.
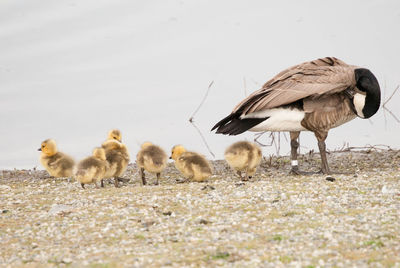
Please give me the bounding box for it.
[1,149,400,267]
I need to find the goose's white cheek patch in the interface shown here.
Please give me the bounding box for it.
[353,93,366,118]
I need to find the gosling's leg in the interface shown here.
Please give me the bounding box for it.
[101,179,104,188]
[114,177,120,188]
[140,168,146,185]
[242,170,249,181]
[81,183,85,189]
[155,173,160,185]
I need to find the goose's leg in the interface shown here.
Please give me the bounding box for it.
[289,131,303,174]
[315,131,330,174]
[289,131,318,175]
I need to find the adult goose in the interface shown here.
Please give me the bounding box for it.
[211,57,381,174]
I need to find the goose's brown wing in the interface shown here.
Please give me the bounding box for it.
[233,57,357,115]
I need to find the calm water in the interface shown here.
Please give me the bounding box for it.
[1,0,400,169]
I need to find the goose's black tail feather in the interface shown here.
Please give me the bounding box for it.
[211,113,267,136]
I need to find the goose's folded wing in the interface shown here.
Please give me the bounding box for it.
[233,57,357,115]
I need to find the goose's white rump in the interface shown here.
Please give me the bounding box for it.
[241,108,307,132]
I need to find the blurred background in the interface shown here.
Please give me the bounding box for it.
[1,0,399,169]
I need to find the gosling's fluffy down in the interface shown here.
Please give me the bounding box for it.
[107,129,122,142]
[38,139,75,178]
[224,141,262,181]
[170,145,213,182]
[75,147,109,189]
[136,142,168,185]
[102,131,130,187]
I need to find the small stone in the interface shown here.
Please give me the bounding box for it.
[0,185,11,191]
[326,176,336,182]
[381,185,395,194]
[199,219,210,225]
[62,257,72,264]
[169,237,178,242]
[201,185,215,191]
[48,204,73,216]
[142,220,155,228]
[162,211,172,216]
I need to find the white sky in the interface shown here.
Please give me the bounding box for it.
[0,0,399,168]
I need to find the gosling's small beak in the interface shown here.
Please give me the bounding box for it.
[169,156,172,159]
[38,148,42,151]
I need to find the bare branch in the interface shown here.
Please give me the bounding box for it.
[328,144,393,153]
[189,81,214,122]
[254,132,271,147]
[383,85,399,106]
[189,81,215,158]
[382,85,400,125]
[190,121,215,158]
[383,107,400,123]
[254,132,282,155]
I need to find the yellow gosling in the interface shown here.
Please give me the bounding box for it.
[38,139,75,178]
[107,129,122,142]
[136,142,168,185]
[75,147,109,189]
[224,141,262,181]
[101,134,130,187]
[170,145,213,183]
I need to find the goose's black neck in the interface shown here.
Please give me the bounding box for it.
[354,68,381,118]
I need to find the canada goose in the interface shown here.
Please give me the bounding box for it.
[225,141,262,181]
[75,147,108,189]
[212,57,381,174]
[136,142,168,185]
[38,139,75,178]
[101,138,130,187]
[170,145,213,182]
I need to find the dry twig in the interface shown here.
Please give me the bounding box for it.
[254,132,282,155]
[382,85,400,123]
[189,81,215,158]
